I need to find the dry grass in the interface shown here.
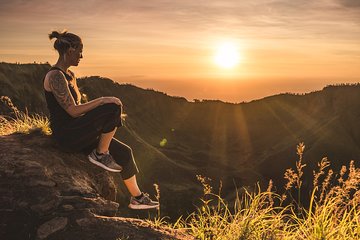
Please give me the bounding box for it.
[166,143,360,240]
[0,96,51,136]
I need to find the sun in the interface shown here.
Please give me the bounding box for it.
[213,42,241,69]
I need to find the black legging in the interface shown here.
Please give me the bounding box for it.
[54,103,139,180]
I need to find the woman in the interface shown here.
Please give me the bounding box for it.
[43,30,158,210]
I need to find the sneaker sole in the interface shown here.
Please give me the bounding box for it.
[88,155,122,172]
[128,203,160,210]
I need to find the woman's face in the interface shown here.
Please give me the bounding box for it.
[67,44,83,66]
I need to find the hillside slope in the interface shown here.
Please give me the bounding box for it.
[78,73,360,190]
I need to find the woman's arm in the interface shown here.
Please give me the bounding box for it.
[48,70,121,118]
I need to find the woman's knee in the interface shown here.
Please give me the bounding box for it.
[101,103,122,114]
[110,139,133,158]
[119,142,133,157]
[124,144,133,157]
[96,103,122,122]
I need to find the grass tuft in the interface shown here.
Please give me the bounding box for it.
[0,96,51,136]
[154,143,360,240]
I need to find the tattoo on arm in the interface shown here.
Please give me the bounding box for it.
[49,71,76,110]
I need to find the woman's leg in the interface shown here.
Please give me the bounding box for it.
[109,138,159,209]
[97,128,117,154]
[123,175,141,197]
[56,104,158,208]
[108,138,139,180]
[55,103,123,171]
[96,103,123,154]
[56,103,122,153]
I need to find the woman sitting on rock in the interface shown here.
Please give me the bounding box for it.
[43,30,159,210]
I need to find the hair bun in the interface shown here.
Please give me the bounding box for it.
[48,30,68,40]
[48,29,81,55]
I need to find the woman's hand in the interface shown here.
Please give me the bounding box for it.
[100,97,122,106]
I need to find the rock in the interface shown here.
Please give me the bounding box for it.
[62,205,74,211]
[30,198,60,214]
[36,217,68,239]
[75,217,94,227]
[27,179,56,187]
[0,133,193,240]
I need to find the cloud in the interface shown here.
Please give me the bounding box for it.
[338,0,360,8]
[1,0,359,52]
[334,49,360,58]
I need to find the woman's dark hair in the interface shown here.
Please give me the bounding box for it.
[49,30,82,55]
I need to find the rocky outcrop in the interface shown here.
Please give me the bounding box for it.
[0,132,192,240]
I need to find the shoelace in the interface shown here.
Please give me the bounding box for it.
[140,193,153,204]
[100,154,113,164]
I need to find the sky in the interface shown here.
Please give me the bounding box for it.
[0,0,359,102]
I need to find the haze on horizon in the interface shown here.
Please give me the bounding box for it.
[1,0,359,102]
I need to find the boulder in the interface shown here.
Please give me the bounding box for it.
[0,132,192,240]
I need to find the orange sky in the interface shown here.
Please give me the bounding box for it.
[1,0,359,102]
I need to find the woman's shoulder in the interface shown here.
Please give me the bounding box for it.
[44,69,68,86]
[45,69,62,79]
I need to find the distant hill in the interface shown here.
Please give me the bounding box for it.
[1,62,360,219]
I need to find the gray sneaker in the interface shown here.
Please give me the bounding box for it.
[88,149,123,172]
[128,193,159,210]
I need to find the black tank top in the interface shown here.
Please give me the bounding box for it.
[43,66,80,137]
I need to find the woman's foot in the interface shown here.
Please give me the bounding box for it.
[88,149,123,172]
[128,192,159,210]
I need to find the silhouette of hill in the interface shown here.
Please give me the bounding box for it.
[1,62,360,219]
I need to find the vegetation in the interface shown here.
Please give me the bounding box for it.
[148,143,360,239]
[0,96,51,135]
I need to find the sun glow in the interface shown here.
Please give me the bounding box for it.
[214,42,241,69]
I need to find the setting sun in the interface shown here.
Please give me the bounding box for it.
[214,42,241,69]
